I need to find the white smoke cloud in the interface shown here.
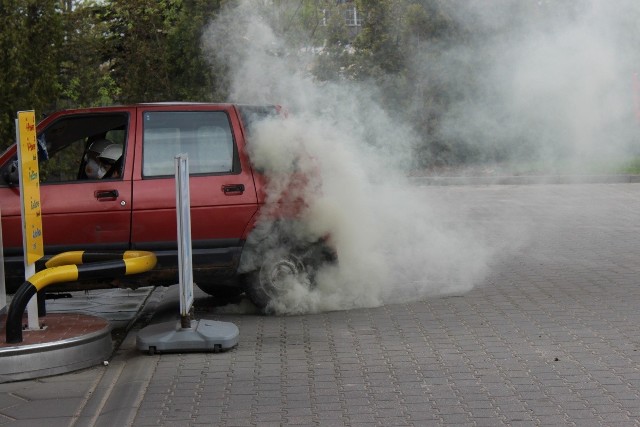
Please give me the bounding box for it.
[433,0,640,171]
[236,111,498,315]
[202,0,640,314]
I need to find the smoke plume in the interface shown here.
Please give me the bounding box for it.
[201,0,637,314]
[430,0,640,171]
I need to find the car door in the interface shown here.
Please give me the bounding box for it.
[0,109,135,264]
[130,105,259,263]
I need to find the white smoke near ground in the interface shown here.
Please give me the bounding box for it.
[201,0,638,314]
[243,114,499,314]
[201,0,500,315]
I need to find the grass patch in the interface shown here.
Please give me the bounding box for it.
[500,156,640,176]
[618,157,640,174]
[414,156,640,177]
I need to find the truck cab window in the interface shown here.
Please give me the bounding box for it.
[37,114,128,183]
[142,111,237,177]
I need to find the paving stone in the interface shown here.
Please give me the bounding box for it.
[8,183,640,426]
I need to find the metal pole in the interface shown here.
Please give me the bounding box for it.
[175,154,194,329]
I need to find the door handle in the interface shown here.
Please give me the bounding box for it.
[222,184,245,195]
[95,189,119,200]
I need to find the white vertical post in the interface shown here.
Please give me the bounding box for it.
[175,154,194,329]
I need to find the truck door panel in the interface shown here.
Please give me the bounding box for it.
[131,108,258,247]
[0,110,135,255]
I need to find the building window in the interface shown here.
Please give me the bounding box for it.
[321,3,362,29]
[344,6,362,27]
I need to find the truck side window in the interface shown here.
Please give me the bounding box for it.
[142,111,237,177]
[238,105,279,135]
[37,114,128,183]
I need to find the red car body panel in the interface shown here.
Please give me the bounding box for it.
[130,105,259,246]
[0,103,283,291]
[0,106,137,253]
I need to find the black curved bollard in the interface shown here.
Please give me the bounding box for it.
[5,281,38,344]
[4,251,156,344]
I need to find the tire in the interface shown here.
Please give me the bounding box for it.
[244,249,308,311]
[243,242,336,311]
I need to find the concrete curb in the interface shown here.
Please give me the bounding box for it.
[72,333,159,427]
[0,314,112,383]
[409,174,640,186]
[71,287,170,427]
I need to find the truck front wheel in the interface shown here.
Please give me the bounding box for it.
[243,243,335,312]
[244,249,310,311]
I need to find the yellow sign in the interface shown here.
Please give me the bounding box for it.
[17,111,44,265]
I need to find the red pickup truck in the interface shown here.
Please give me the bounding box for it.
[0,103,334,310]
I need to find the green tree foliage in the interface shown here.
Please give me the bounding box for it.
[8,0,624,169]
[308,0,354,81]
[351,0,406,78]
[0,0,225,150]
[105,0,182,102]
[166,0,225,100]
[2,0,462,160]
[336,0,465,167]
[57,1,119,109]
[0,0,63,149]
[400,1,469,167]
[104,0,223,103]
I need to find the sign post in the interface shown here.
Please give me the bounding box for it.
[135,154,239,354]
[16,111,44,330]
[175,154,194,328]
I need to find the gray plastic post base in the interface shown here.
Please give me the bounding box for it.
[136,319,239,355]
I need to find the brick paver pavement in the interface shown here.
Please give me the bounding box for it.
[2,182,640,426]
